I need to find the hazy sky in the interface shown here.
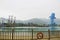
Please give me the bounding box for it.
[0,0,60,20]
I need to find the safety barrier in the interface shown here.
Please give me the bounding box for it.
[0,27,60,40]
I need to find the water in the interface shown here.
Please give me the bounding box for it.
[0,27,60,37]
[0,27,60,31]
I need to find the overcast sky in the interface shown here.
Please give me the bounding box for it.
[0,0,60,20]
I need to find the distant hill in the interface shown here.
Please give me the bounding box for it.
[23,18,47,24]
[0,18,60,25]
[0,18,8,23]
[55,19,60,24]
[0,18,23,23]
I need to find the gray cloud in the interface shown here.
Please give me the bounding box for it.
[0,0,60,20]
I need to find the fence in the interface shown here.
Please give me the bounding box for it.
[0,27,60,40]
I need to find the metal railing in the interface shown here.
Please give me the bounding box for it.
[0,27,60,40]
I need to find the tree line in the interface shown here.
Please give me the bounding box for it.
[0,23,49,27]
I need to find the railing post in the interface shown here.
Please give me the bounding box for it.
[12,28,14,40]
[32,29,33,40]
[48,29,50,40]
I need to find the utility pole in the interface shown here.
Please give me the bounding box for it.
[13,17,16,27]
